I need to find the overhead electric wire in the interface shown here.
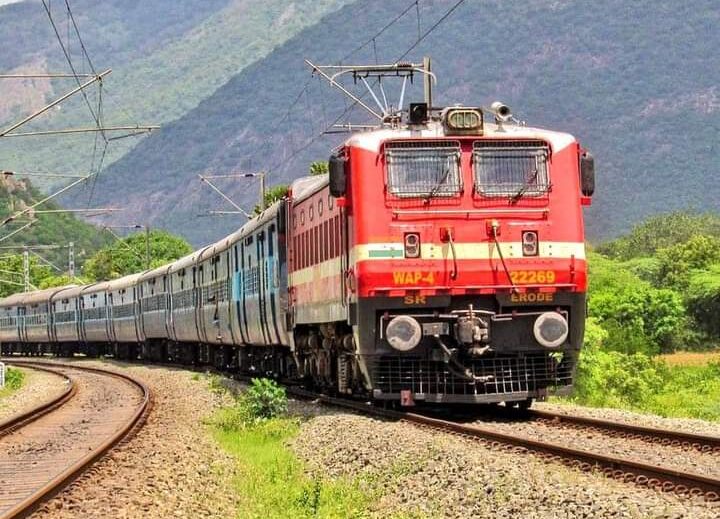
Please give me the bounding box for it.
[64,0,98,76]
[397,0,466,61]
[338,0,420,63]
[40,0,105,140]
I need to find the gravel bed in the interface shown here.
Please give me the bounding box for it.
[29,360,239,519]
[291,406,720,518]
[535,401,720,437]
[0,366,67,422]
[462,413,720,480]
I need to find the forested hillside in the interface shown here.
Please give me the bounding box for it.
[0,175,108,267]
[54,0,718,246]
[0,0,352,190]
[1,0,717,246]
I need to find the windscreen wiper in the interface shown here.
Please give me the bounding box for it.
[424,166,451,204]
[508,167,539,205]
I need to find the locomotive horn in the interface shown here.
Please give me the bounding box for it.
[489,101,512,122]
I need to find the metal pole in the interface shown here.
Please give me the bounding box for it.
[423,56,433,108]
[197,175,253,219]
[23,249,29,292]
[68,242,75,278]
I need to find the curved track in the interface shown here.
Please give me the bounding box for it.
[0,361,151,519]
[289,388,720,501]
[0,365,75,439]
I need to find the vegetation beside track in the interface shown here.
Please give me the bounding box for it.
[564,212,720,421]
[208,378,376,519]
[0,366,25,398]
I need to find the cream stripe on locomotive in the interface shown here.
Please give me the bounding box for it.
[290,242,585,287]
[350,241,586,263]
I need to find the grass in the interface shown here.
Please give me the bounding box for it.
[565,348,720,421]
[0,367,25,399]
[659,350,720,366]
[211,416,375,519]
[642,362,720,421]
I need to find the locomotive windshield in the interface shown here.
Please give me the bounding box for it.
[386,141,461,198]
[473,141,550,198]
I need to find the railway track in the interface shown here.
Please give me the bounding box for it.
[527,408,720,453]
[288,388,720,502]
[0,361,151,519]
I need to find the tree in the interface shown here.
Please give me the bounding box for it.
[38,274,91,289]
[597,211,720,260]
[83,229,192,280]
[587,252,687,354]
[0,254,52,297]
[254,184,289,215]
[656,234,720,289]
[309,161,328,176]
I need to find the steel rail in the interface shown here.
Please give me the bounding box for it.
[0,364,75,438]
[287,388,720,501]
[527,409,720,452]
[0,361,152,519]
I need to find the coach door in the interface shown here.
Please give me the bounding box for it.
[256,229,271,344]
[234,242,247,344]
[18,306,26,342]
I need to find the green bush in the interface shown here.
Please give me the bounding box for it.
[242,378,288,421]
[573,347,666,408]
[686,264,720,338]
[213,378,288,431]
[596,211,720,260]
[2,367,24,393]
[656,235,720,289]
[587,253,687,353]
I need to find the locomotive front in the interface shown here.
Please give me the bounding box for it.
[335,104,595,406]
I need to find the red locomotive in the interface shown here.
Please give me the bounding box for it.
[287,98,594,406]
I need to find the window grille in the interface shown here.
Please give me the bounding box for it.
[386,141,462,197]
[473,141,550,197]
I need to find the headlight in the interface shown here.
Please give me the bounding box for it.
[386,315,422,352]
[533,312,568,348]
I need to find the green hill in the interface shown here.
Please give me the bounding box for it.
[0,175,108,266]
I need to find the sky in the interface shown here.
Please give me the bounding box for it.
[0,0,26,6]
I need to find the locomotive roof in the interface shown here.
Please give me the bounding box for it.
[345,121,577,154]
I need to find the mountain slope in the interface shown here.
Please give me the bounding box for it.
[0,0,351,188]
[65,0,719,245]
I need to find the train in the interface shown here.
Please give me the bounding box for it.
[0,100,595,407]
